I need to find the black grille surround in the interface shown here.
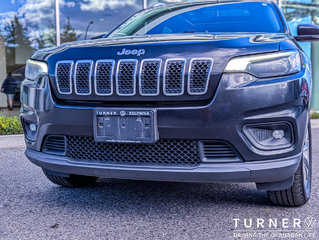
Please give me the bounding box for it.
[52,57,215,103]
[42,135,241,167]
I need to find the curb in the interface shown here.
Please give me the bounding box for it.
[0,134,24,138]
[311,119,319,129]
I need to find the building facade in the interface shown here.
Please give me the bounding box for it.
[0,0,318,109]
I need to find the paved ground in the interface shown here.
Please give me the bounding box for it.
[0,122,318,240]
[0,107,19,117]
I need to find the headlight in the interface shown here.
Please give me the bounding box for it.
[224,51,301,78]
[25,59,48,81]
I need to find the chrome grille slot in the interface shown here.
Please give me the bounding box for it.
[188,58,213,95]
[164,59,186,96]
[116,60,137,96]
[95,60,114,96]
[55,57,214,100]
[139,59,161,96]
[56,61,73,94]
[74,60,93,95]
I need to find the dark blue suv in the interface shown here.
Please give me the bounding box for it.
[21,1,318,206]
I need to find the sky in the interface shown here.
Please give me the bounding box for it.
[0,0,145,46]
[0,0,314,56]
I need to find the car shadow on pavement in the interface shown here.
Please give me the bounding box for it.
[35,180,273,212]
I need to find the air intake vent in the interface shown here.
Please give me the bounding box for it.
[43,136,66,155]
[116,60,137,96]
[188,58,213,95]
[164,59,186,96]
[56,61,73,94]
[74,60,93,95]
[95,60,114,96]
[199,141,240,163]
[140,59,161,96]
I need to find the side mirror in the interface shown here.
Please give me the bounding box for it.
[295,24,319,42]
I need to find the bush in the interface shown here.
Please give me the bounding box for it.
[311,112,319,119]
[0,116,23,135]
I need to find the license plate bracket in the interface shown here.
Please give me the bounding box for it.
[93,109,158,143]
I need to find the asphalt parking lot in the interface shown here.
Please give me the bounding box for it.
[0,122,318,240]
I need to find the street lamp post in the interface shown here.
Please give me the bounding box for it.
[312,0,319,110]
[55,0,61,46]
[85,21,94,40]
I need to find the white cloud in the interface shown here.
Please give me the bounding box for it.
[80,0,136,12]
[60,0,76,8]
[16,0,54,30]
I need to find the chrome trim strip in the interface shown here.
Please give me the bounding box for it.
[116,59,138,96]
[94,60,115,96]
[163,58,186,96]
[55,60,73,95]
[74,60,93,96]
[187,58,214,96]
[139,58,162,96]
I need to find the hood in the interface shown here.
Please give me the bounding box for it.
[32,33,290,62]
[41,34,293,80]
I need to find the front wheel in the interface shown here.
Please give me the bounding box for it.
[43,169,98,188]
[267,121,312,207]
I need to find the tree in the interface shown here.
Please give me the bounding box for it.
[3,15,33,67]
[34,23,56,49]
[4,15,33,50]
[61,17,81,44]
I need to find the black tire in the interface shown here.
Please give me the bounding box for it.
[43,169,98,188]
[267,121,312,207]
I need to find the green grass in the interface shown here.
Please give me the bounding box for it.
[311,112,319,119]
[0,116,23,135]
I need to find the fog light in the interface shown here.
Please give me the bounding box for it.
[273,130,285,139]
[20,105,39,141]
[243,122,293,151]
[29,124,37,132]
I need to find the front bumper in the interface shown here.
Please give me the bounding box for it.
[21,69,311,184]
[26,148,301,183]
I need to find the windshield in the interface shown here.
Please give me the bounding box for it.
[108,2,284,39]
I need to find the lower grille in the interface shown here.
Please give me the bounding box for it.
[66,136,200,166]
[42,135,240,166]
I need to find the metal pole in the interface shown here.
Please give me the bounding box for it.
[143,0,147,9]
[85,21,94,40]
[55,0,61,46]
[311,0,319,110]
